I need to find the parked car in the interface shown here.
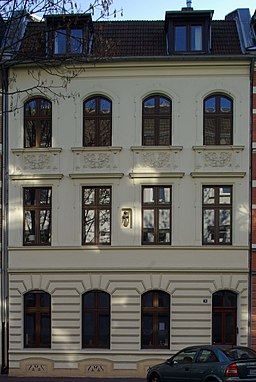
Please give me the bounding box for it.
[147,345,256,382]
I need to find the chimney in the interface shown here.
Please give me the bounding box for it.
[182,0,193,11]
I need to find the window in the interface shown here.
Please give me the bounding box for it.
[24,187,52,246]
[83,96,112,147]
[204,94,233,145]
[24,291,51,348]
[196,349,218,363]
[141,290,170,349]
[24,98,52,148]
[212,290,237,345]
[54,28,83,54]
[82,290,110,348]
[202,186,232,245]
[142,186,171,245]
[172,349,198,364]
[142,95,171,146]
[175,24,203,52]
[82,186,111,245]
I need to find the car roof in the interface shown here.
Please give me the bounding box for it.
[181,345,252,352]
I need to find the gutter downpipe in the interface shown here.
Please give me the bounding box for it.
[1,64,9,374]
[249,55,255,348]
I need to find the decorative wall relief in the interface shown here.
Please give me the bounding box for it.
[24,154,51,170]
[204,151,232,168]
[82,153,111,169]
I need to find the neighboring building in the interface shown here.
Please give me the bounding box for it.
[4,4,252,378]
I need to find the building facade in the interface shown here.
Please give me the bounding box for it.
[4,5,253,377]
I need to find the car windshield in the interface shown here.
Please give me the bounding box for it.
[223,348,256,360]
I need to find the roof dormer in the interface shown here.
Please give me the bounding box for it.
[45,13,93,57]
[165,6,214,55]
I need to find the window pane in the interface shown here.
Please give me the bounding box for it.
[220,97,232,112]
[159,97,171,114]
[157,315,169,346]
[40,293,50,307]
[40,188,51,205]
[143,188,154,203]
[143,97,155,114]
[25,121,36,148]
[225,312,235,344]
[83,210,95,243]
[99,210,111,244]
[25,100,37,116]
[25,293,36,307]
[83,312,94,345]
[84,119,96,146]
[143,210,154,229]
[54,29,66,54]
[158,187,171,203]
[99,119,111,146]
[40,99,51,115]
[175,26,186,51]
[70,29,82,53]
[219,118,232,144]
[40,314,51,344]
[100,98,111,114]
[191,25,202,50]
[159,209,170,229]
[99,188,111,205]
[24,211,36,244]
[223,292,237,307]
[83,188,95,205]
[40,210,51,244]
[83,292,94,308]
[142,314,153,346]
[203,187,215,204]
[205,97,216,113]
[99,314,110,345]
[24,189,36,206]
[158,292,170,307]
[203,209,215,243]
[142,292,154,307]
[143,119,155,145]
[213,312,222,343]
[204,118,216,145]
[25,314,36,346]
[219,187,231,204]
[99,292,110,308]
[40,120,51,147]
[85,99,96,114]
[159,119,170,145]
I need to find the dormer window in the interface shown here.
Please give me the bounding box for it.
[46,14,92,56]
[54,28,83,54]
[165,9,213,55]
[175,24,202,51]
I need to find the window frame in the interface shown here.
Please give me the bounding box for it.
[174,22,204,52]
[54,27,84,55]
[24,97,52,148]
[141,290,170,349]
[202,185,232,245]
[23,187,52,246]
[142,94,172,146]
[24,290,51,348]
[142,185,172,245]
[82,290,110,349]
[212,290,237,345]
[82,186,112,245]
[83,95,112,147]
[203,93,233,145]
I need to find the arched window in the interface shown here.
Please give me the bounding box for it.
[24,290,51,348]
[212,290,237,345]
[82,290,110,348]
[142,94,172,146]
[204,94,233,145]
[141,290,170,349]
[83,96,112,146]
[24,98,52,148]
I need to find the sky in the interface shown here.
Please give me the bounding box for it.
[89,0,256,21]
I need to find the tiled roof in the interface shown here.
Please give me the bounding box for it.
[16,18,242,61]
